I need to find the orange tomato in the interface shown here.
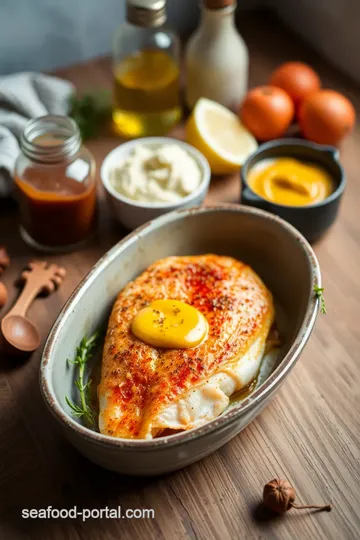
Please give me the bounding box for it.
[299,89,356,146]
[270,62,321,108]
[239,86,294,141]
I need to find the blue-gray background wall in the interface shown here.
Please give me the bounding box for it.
[1,0,359,83]
[0,0,201,74]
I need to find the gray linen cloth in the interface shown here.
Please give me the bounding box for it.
[0,72,74,197]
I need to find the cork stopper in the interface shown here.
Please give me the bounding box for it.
[204,0,235,9]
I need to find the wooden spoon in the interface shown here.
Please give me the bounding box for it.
[1,261,66,353]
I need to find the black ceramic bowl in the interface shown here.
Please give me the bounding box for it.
[240,138,345,243]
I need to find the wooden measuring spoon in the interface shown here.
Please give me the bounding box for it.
[1,261,66,353]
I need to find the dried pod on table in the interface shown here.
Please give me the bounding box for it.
[263,479,332,514]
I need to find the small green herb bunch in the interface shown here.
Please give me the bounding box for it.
[69,90,112,140]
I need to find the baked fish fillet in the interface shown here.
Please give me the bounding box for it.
[99,255,275,439]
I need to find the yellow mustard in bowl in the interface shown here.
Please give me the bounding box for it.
[248,158,334,206]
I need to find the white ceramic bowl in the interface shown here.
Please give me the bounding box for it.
[41,206,321,476]
[100,137,211,229]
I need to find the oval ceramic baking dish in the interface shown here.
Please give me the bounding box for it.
[40,205,321,475]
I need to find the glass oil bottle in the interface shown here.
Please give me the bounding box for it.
[112,0,181,138]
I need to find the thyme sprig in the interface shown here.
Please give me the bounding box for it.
[314,285,327,314]
[65,331,101,428]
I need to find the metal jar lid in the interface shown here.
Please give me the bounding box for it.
[127,0,166,28]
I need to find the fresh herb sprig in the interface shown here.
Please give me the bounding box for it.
[314,285,327,314]
[65,331,101,428]
[69,90,112,141]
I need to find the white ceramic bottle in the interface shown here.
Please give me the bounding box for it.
[185,0,248,111]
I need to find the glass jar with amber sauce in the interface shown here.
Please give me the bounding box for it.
[14,115,96,252]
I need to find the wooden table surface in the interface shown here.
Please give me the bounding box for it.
[1,12,359,540]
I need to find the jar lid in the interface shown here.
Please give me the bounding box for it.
[204,0,235,8]
[127,0,166,27]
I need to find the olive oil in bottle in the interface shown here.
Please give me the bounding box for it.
[112,0,181,138]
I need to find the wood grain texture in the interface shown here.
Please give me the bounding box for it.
[0,11,359,540]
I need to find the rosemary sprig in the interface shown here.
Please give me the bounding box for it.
[69,90,112,141]
[65,331,101,428]
[314,285,327,314]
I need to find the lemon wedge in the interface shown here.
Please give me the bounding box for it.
[185,98,258,175]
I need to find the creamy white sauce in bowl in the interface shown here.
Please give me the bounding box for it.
[100,137,211,229]
[110,144,203,204]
